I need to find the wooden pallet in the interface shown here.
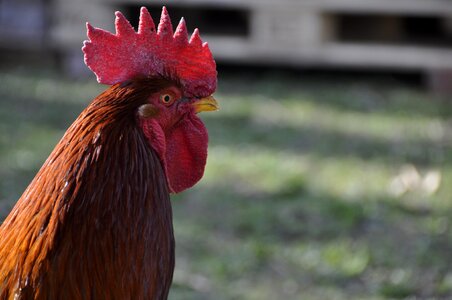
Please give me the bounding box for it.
[7,0,452,89]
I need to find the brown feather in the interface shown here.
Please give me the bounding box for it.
[0,77,177,299]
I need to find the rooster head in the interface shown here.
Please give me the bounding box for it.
[82,7,218,193]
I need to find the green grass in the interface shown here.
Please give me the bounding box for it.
[1,66,452,299]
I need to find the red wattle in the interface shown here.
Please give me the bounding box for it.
[141,114,208,194]
[165,113,208,193]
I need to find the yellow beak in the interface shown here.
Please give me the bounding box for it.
[192,96,219,113]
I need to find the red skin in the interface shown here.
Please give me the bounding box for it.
[139,85,209,193]
[83,7,217,98]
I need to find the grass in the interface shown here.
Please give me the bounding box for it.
[1,66,452,299]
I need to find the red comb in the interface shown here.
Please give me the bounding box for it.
[82,7,217,97]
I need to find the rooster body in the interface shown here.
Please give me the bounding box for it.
[0,80,175,299]
[0,7,218,299]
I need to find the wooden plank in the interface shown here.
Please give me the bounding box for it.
[319,44,452,69]
[427,69,452,94]
[304,0,452,15]
[105,0,452,15]
[206,36,452,70]
[250,7,324,47]
[51,0,452,76]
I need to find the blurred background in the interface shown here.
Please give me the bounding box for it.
[1,0,452,299]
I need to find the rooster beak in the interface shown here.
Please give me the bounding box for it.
[192,96,219,113]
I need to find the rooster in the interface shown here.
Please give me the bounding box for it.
[0,7,218,299]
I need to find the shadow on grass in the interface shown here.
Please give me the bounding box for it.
[173,183,452,298]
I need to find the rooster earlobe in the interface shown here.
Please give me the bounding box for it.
[138,104,159,119]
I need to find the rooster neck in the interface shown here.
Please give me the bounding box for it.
[0,84,175,299]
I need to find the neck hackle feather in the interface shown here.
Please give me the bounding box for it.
[0,79,177,299]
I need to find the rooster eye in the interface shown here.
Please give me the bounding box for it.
[160,94,173,105]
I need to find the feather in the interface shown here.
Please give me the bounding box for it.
[0,79,176,299]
